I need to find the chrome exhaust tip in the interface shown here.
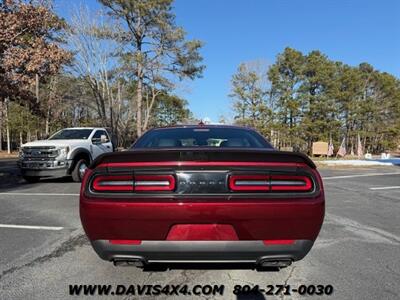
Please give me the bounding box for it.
[259,259,292,268]
[113,258,145,267]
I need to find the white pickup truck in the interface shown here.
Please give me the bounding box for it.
[18,127,114,183]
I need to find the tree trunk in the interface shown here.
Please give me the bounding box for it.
[107,80,114,134]
[5,98,11,154]
[45,106,50,135]
[136,65,143,137]
[36,74,39,99]
[115,82,122,133]
[273,131,276,148]
[0,100,3,151]
[143,90,158,132]
[109,101,114,134]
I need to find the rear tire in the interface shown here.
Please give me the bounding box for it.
[23,176,41,183]
[72,159,88,182]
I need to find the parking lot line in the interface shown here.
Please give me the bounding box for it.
[0,192,79,196]
[0,224,63,230]
[370,186,400,190]
[322,172,400,180]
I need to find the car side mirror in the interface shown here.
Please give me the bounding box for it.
[100,135,108,143]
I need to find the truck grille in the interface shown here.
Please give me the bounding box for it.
[22,146,58,160]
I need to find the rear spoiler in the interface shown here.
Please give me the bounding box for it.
[91,149,316,169]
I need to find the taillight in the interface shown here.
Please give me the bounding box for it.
[270,175,312,191]
[229,175,269,191]
[92,175,134,192]
[91,174,175,192]
[229,174,313,192]
[134,175,176,191]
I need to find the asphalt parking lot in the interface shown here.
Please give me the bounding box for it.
[0,159,400,299]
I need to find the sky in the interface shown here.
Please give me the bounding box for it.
[56,0,400,122]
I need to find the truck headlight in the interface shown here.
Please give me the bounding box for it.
[57,147,70,159]
[19,148,25,159]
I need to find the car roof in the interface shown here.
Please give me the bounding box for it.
[61,127,105,130]
[149,124,256,131]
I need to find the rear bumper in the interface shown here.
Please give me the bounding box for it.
[91,239,314,264]
[80,198,325,241]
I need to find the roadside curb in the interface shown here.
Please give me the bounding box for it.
[315,160,399,168]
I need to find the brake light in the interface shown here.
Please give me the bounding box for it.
[92,175,175,192]
[134,175,176,191]
[92,175,134,192]
[270,175,312,191]
[229,175,270,191]
[229,174,313,192]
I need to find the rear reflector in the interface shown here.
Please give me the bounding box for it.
[166,224,239,241]
[263,240,295,245]
[229,174,313,192]
[109,240,142,245]
[92,175,175,192]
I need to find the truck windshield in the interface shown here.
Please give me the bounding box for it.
[133,127,273,149]
[49,129,93,140]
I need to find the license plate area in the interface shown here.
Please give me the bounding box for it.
[23,162,49,169]
[176,171,228,194]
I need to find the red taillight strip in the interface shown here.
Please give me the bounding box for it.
[229,174,313,192]
[134,175,175,191]
[270,175,312,191]
[99,180,134,186]
[109,240,142,245]
[92,174,176,192]
[93,175,134,191]
[263,240,295,245]
[229,175,270,191]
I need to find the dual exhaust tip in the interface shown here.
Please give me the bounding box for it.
[112,257,292,269]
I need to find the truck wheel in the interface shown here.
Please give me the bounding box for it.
[23,176,41,183]
[72,159,88,182]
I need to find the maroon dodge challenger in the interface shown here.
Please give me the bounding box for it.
[80,125,325,269]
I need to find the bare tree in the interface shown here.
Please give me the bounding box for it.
[99,0,204,136]
[230,60,272,135]
[66,5,123,134]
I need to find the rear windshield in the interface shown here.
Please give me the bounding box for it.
[132,127,273,149]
